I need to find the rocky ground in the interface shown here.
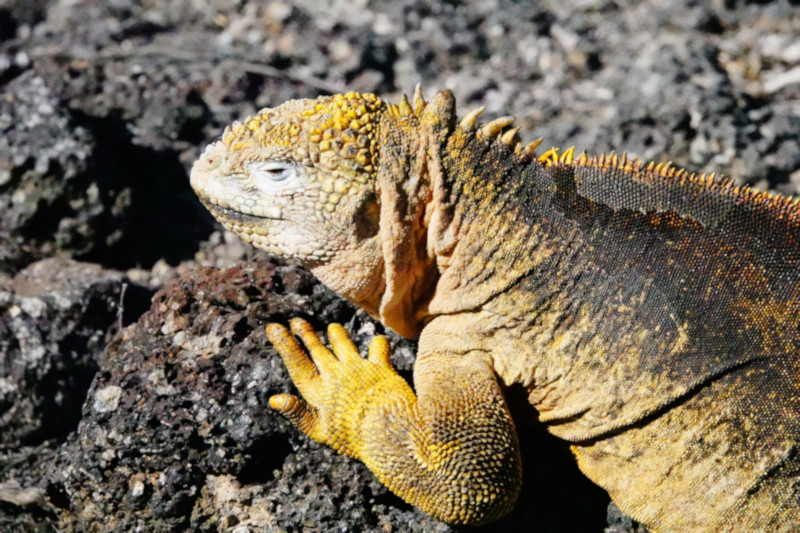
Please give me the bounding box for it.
[0,0,798,531]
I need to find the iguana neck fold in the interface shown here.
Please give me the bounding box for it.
[368,95,454,338]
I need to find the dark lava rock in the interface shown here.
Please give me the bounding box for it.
[0,74,95,273]
[0,257,151,448]
[0,67,214,274]
[0,256,151,533]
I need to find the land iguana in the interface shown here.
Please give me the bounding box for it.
[190,86,800,531]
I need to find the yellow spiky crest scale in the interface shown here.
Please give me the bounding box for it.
[459,106,485,132]
[479,116,516,139]
[399,94,413,116]
[413,83,426,113]
[520,138,543,157]
[538,147,560,165]
[500,127,520,146]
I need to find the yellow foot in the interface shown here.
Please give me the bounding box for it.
[265,318,413,457]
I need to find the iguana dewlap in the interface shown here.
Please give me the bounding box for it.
[190,87,800,531]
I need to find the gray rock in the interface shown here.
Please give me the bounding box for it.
[0,257,151,447]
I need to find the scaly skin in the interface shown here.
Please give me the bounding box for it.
[190,87,800,530]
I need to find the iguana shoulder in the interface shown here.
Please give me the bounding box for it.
[190,87,800,531]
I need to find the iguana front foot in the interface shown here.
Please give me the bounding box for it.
[265,318,414,459]
[265,318,522,525]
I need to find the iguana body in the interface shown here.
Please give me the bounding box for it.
[190,88,800,531]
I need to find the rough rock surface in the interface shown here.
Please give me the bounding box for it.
[0,257,151,447]
[0,0,798,531]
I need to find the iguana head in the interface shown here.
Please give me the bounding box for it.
[190,91,384,265]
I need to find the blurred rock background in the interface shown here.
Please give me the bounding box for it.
[0,0,797,531]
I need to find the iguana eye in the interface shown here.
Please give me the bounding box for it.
[246,161,299,192]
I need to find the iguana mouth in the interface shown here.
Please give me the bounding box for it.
[201,200,283,223]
